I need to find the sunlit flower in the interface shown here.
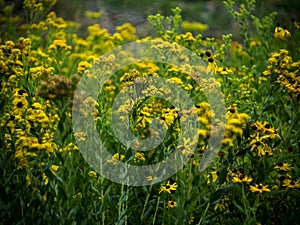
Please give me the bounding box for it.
[250,184,271,193]
[232,174,253,184]
[51,165,59,176]
[274,23,291,40]
[159,181,178,194]
[88,171,97,178]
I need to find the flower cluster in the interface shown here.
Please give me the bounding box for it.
[263,49,300,99]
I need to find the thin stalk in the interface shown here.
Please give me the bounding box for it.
[117,183,125,224]
[140,183,153,222]
[197,201,210,225]
[152,196,160,225]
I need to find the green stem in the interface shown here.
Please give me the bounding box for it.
[152,196,160,225]
[117,183,125,224]
[101,186,105,225]
[197,201,210,225]
[140,183,153,222]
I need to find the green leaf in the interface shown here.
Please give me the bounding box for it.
[210,189,223,205]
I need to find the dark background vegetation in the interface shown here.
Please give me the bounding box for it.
[6,0,300,40]
[53,0,300,38]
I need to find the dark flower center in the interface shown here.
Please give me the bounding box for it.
[16,102,23,108]
[18,90,26,95]
[205,51,211,57]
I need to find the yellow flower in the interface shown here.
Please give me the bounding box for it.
[274,162,291,172]
[88,171,97,178]
[42,173,49,185]
[207,171,218,184]
[214,198,228,211]
[159,181,178,194]
[48,39,72,53]
[107,153,125,165]
[274,23,291,40]
[85,11,102,19]
[166,77,183,85]
[283,180,300,189]
[74,131,87,142]
[146,176,158,181]
[250,134,266,156]
[232,174,253,184]
[77,61,91,74]
[249,184,270,193]
[73,192,82,199]
[207,57,218,74]
[168,201,177,208]
[133,152,145,163]
[51,165,59,175]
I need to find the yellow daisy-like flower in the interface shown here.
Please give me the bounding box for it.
[249,183,270,193]
[159,181,178,194]
[168,201,177,208]
[282,180,300,189]
[274,162,291,172]
[232,174,253,184]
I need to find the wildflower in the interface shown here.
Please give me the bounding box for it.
[73,192,82,199]
[214,198,228,211]
[115,23,137,41]
[217,67,233,75]
[250,40,261,46]
[107,153,125,165]
[159,181,178,194]
[232,174,253,184]
[88,171,97,178]
[146,176,158,181]
[51,165,59,176]
[133,152,146,163]
[161,107,178,129]
[274,162,291,172]
[85,10,102,19]
[207,57,218,74]
[291,18,300,29]
[77,61,91,74]
[274,23,291,40]
[250,183,271,193]
[74,131,87,142]
[207,171,218,184]
[42,173,49,185]
[168,201,177,208]
[283,180,300,189]
[250,134,266,156]
[166,77,183,85]
[48,39,72,52]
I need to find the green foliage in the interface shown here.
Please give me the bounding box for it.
[1,0,300,225]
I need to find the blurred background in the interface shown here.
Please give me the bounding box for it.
[54,0,300,38]
[6,0,300,40]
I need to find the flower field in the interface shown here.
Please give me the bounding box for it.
[1,0,300,224]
